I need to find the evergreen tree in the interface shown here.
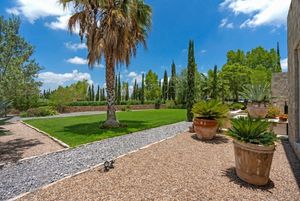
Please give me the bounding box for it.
[96,85,100,101]
[125,82,129,101]
[87,85,91,101]
[186,40,196,122]
[168,61,176,100]
[114,75,118,101]
[133,79,138,100]
[117,73,121,104]
[141,73,145,104]
[276,42,282,72]
[162,70,168,100]
[101,88,106,101]
[91,84,95,101]
[211,65,218,99]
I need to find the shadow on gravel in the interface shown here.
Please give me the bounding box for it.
[0,138,43,163]
[222,167,275,192]
[281,139,300,189]
[191,134,229,144]
[63,120,149,136]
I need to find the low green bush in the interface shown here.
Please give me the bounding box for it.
[165,100,176,109]
[21,106,58,117]
[67,100,157,106]
[229,102,244,111]
[267,105,281,118]
[192,100,229,120]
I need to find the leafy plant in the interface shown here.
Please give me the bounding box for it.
[228,117,277,146]
[21,106,58,117]
[240,83,271,104]
[0,100,12,117]
[229,102,244,111]
[267,105,281,118]
[192,100,229,120]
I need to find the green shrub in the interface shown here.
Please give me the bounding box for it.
[228,117,277,146]
[21,106,58,117]
[165,100,176,109]
[229,103,244,111]
[67,100,157,107]
[267,105,281,118]
[192,100,229,120]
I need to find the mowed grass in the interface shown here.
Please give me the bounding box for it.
[24,109,186,147]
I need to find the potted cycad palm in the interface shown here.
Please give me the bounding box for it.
[240,83,271,118]
[192,100,228,140]
[228,117,277,186]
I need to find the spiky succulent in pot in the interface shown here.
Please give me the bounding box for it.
[240,83,271,105]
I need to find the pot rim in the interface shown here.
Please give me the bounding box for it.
[233,140,275,153]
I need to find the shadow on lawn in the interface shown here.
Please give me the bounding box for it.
[281,138,300,189]
[222,167,275,192]
[191,134,229,144]
[0,138,43,164]
[63,120,149,136]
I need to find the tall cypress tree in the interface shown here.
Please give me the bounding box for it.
[125,82,129,101]
[276,42,282,72]
[162,70,168,100]
[95,85,100,101]
[115,75,118,101]
[211,65,218,99]
[168,61,176,100]
[91,84,95,101]
[141,73,145,104]
[87,85,91,101]
[101,88,106,101]
[186,40,196,122]
[117,73,121,104]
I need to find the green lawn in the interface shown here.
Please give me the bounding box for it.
[24,109,186,147]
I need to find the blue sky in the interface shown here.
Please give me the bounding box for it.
[0,0,290,91]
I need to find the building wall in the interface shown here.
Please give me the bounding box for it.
[288,0,300,159]
[271,72,288,113]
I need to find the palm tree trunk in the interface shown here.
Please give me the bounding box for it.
[103,55,120,128]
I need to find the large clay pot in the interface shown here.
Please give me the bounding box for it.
[247,103,268,119]
[233,140,275,186]
[193,118,218,140]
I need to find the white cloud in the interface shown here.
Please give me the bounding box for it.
[220,0,291,28]
[281,58,288,72]
[128,71,138,78]
[67,56,87,65]
[38,70,92,85]
[65,42,87,51]
[219,18,234,29]
[7,0,73,31]
[6,7,20,15]
[127,71,143,84]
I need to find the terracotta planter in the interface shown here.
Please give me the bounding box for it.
[233,140,275,186]
[193,118,218,140]
[247,103,268,119]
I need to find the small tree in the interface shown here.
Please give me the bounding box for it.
[186,40,196,122]
[162,70,168,100]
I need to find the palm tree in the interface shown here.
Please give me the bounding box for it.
[60,0,152,127]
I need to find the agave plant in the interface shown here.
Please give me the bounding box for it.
[240,83,271,104]
[192,100,229,120]
[228,117,277,146]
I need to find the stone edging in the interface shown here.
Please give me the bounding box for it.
[20,120,70,148]
[9,133,183,201]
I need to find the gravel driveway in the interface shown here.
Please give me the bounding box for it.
[18,133,300,201]
[0,121,190,201]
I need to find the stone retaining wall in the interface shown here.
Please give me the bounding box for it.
[271,72,288,113]
[63,104,166,113]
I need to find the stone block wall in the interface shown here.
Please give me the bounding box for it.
[288,0,300,159]
[271,72,288,113]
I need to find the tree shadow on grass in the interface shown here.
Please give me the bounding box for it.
[191,134,229,144]
[63,120,149,136]
[222,167,275,192]
[0,138,43,164]
[281,138,300,189]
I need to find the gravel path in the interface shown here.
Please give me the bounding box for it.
[19,133,300,201]
[0,122,63,164]
[0,121,190,201]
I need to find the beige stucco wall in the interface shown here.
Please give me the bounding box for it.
[288,0,300,159]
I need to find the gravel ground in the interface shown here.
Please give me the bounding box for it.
[0,122,63,164]
[19,133,300,201]
[0,121,190,201]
